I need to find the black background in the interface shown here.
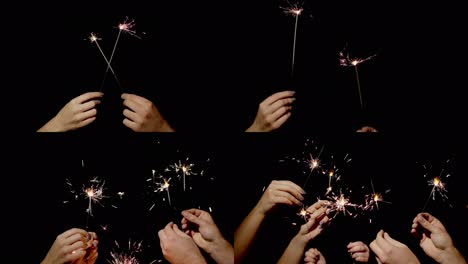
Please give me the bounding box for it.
[6,0,466,136]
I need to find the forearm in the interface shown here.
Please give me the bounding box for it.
[208,239,234,264]
[234,206,266,263]
[277,236,307,264]
[37,117,62,132]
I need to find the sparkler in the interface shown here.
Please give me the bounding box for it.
[361,181,391,212]
[100,17,141,91]
[109,240,143,264]
[83,177,106,229]
[166,160,197,192]
[281,1,304,77]
[339,47,377,109]
[325,191,359,219]
[147,170,172,208]
[422,176,448,211]
[88,33,122,89]
[302,144,325,189]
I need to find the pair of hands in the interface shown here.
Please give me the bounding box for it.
[38,92,174,132]
[41,228,98,264]
[304,242,369,264]
[158,209,233,264]
[369,212,466,264]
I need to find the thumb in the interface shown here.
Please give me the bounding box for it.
[383,232,404,247]
[172,224,189,237]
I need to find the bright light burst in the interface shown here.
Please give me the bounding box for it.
[108,240,143,264]
[83,177,106,217]
[325,191,359,219]
[166,159,198,192]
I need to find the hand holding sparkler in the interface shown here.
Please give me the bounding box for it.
[304,248,326,264]
[158,222,208,264]
[181,209,233,264]
[411,213,467,264]
[369,230,420,264]
[246,91,295,132]
[278,201,329,264]
[254,180,305,215]
[41,228,95,264]
[121,93,175,132]
[38,92,103,132]
[347,241,370,263]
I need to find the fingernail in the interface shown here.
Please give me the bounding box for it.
[291,98,296,102]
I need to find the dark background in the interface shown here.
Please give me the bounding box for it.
[231,134,467,263]
[6,0,466,136]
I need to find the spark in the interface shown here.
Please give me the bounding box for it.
[361,181,391,212]
[117,192,125,199]
[83,177,106,217]
[167,160,197,192]
[302,145,325,189]
[297,206,309,222]
[108,240,143,264]
[325,191,359,219]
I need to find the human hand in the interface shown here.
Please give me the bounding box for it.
[41,228,90,264]
[181,209,233,264]
[369,230,420,264]
[158,222,207,264]
[304,248,327,264]
[411,212,466,264]
[253,180,305,216]
[121,93,174,132]
[357,126,378,133]
[73,232,99,264]
[292,200,329,246]
[347,241,370,263]
[38,92,103,132]
[246,91,295,132]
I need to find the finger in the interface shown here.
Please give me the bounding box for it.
[272,112,291,129]
[65,248,86,262]
[121,93,152,106]
[66,240,86,253]
[274,181,306,199]
[172,224,190,237]
[268,97,295,115]
[76,108,97,122]
[270,105,292,122]
[123,109,142,123]
[416,214,437,233]
[369,241,384,260]
[352,252,366,259]
[63,233,87,246]
[383,232,404,247]
[355,256,368,262]
[307,200,327,213]
[122,98,144,113]
[181,210,204,226]
[274,190,302,206]
[157,229,167,241]
[77,117,96,128]
[349,245,367,253]
[182,208,205,218]
[418,212,435,222]
[73,92,104,104]
[79,100,101,112]
[60,228,88,240]
[123,118,139,131]
[375,230,387,250]
[262,91,295,106]
[309,207,327,223]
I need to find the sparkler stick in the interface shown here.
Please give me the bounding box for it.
[100,18,141,92]
[89,33,122,90]
[422,176,447,211]
[281,2,304,77]
[82,177,106,230]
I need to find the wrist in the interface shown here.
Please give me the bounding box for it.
[291,234,307,248]
[206,239,233,264]
[38,117,64,132]
[252,204,268,218]
[440,247,467,264]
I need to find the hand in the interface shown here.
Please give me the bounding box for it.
[357,126,378,133]
[369,230,420,264]
[73,232,99,264]
[181,209,233,264]
[293,201,329,246]
[253,180,305,216]
[304,248,327,264]
[122,93,174,132]
[158,222,207,264]
[41,228,90,264]
[246,91,295,132]
[38,92,102,132]
[347,241,370,263]
[411,212,466,264]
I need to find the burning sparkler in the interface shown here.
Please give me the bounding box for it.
[325,191,359,219]
[422,176,449,211]
[339,47,377,109]
[83,177,106,229]
[100,17,141,91]
[109,240,143,264]
[302,145,325,189]
[166,160,197,192]
[147,170,172,208]
[361,180,391,212]
[88,33,122,89]
[281,1,304,77]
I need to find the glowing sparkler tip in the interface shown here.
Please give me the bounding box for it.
[351,60,359,66]
[89,33,99,43]
[433,177,441,186]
